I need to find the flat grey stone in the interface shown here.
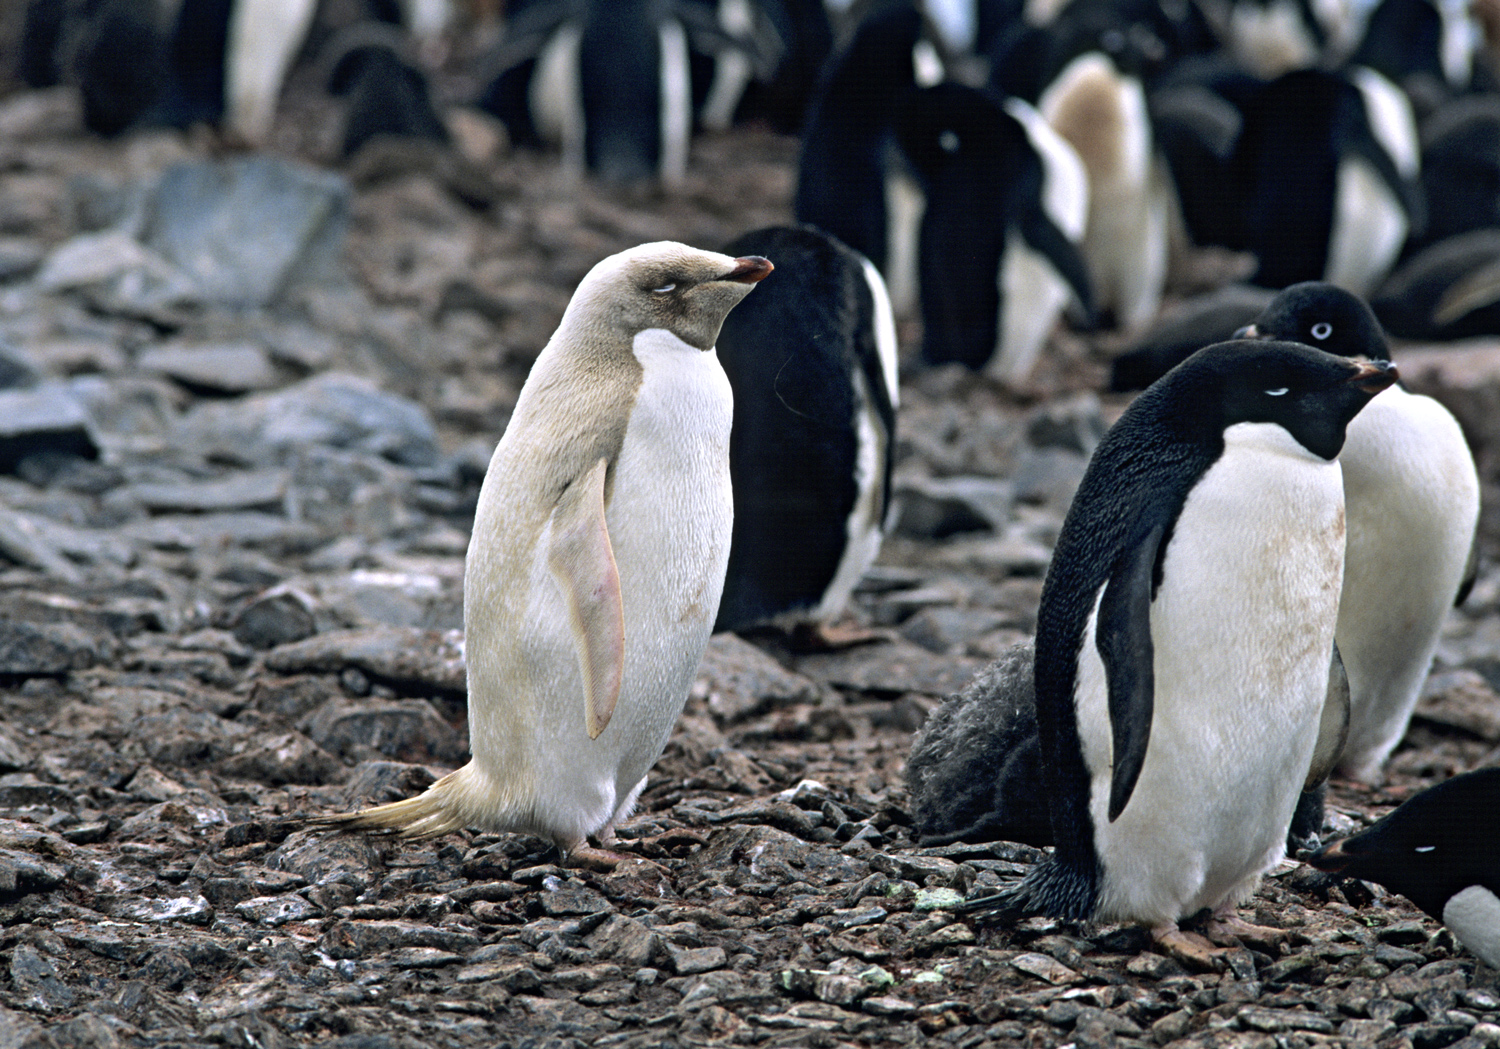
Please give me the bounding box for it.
[136,341,282,393]
[266,626,466,694]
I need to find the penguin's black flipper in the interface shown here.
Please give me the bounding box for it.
[1098,521,1164,822]
[1018,203,1097,328]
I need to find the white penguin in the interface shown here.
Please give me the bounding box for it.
[1239,282,1480,782]
[319,242,771,863]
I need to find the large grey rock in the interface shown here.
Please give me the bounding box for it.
[140,157,350,308]
[136,340,283,394]
[265,626,466,694]
[174,372,440,467]
[0,383,98,471]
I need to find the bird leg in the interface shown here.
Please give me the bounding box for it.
[1201,908,1287,951]
[1151,922,1234,972]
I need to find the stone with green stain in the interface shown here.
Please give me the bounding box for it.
[914,887,966,912]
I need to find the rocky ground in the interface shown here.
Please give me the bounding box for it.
[5,78,1500,1049]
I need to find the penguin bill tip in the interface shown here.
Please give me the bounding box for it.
[727,256,774,283]
[1350,357,1398,393]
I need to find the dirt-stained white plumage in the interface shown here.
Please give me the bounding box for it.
[317,241,770,858]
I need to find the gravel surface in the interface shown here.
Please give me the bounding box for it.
[1,81,1500,1049]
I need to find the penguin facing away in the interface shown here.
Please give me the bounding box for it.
[962,340,1396,963]
[1309,767,1500,967]
[711,226,900,635]
[894,82,1093,385]
[1239,282,1480,782]
[317,242,772,863]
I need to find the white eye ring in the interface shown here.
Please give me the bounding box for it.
[1415,845,1436,853]
[652,283,676,294]
[1266,387,1288,396]
[1311,322,1332,340]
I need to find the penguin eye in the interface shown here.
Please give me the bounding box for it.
[651,283,677,295]
[940,130,961,153]
[1310,322,1333,340]
[1415,845,1437,853]
[1265,388,1289,397]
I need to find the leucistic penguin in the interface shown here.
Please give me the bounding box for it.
[1038,51,1169,331]
[894,82,1093,386]
[318,242,771,863]
[961,340,1396,965]
[1239,282,1480,782]
[1310,767,1500,968]
[711,226,899,637]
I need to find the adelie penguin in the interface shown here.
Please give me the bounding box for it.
[1239,283,1480,783]
[711,226,899,640]
[962,339,1396,966]
[1310,767,1500,968]
[316,242,771,865]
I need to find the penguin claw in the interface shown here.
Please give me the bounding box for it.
[1201,915,1287,952]
[789,621,893,652]
[1152,928,1234,972]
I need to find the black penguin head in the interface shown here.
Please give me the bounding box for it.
[1308,768,1500,920]
[1163,339,1397,460]
[1236,282,1393,362]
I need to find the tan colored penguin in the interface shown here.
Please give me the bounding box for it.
[319,241,771,864]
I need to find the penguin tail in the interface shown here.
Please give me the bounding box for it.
[957,854,1097,925]
[310,767,478,840]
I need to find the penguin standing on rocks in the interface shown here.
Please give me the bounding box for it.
[1310,767,1500,967]
[962,340,1396,965]
[318,242,771,865]
[711,225,899,638]
[1239,283,1479,783]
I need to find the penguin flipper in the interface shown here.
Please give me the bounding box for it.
[1097,521,1164,822]
[1433,257,1500,327]
[1018,206,1096,327]
[547,456,625,740]
[1305,643,1350,791]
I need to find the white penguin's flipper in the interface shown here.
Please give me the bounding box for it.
[547,456,626,740]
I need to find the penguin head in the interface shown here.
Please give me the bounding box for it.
[1235,282,1393,362]
[1308,767,1500,920]
[1167,339,1397,459]
[565,242,774,350]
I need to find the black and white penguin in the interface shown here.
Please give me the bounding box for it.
[962,339,1395,962]
[318,242,771,864]
[1231,66,1421,297]
[712,225,900,635]
[1374,229,1500,340]
[1309,767,1500,968]
[1240,282,1480,782]
[327,26,451,158]
[794,0,927,312]
[1416,95,1500,250]
[482,0,775,185]
[894,81,1093,384]
[224,0,321,144]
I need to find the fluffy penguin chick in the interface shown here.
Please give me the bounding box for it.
[1310,767,1500,967]
[318,242,771,862]
[1241,282,1480,782]
[963,340,1396,965]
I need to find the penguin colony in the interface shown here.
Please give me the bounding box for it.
[26,0,1500,970]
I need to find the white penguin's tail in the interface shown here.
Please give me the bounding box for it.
[311,766,479,839]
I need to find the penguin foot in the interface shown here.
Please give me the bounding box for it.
[1151,926,1234,972]
[786,621,892,652]
[1201,914,1286,952]
[562,844,637,871]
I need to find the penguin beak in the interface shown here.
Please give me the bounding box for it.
[724,256,774,284]
[1306,837,1352,873]
[1234,323,1261,339]
[1349,358,1398,394]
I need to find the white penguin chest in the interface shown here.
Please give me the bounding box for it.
[1079,422,1346,924]
[1444,886,1500,968]
[611,328,735,628]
